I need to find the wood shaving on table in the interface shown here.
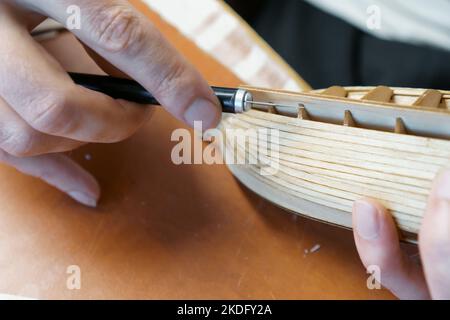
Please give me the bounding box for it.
[310,244,321,253]
[304,244,321,257]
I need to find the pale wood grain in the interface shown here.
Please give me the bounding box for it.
[221,86,450,241]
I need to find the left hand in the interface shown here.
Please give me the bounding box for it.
[352,169,450,299]
[0,0,221,207]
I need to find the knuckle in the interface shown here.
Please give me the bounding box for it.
[0,126,36,157]
[420,247,450,277]
[152,59,186,98]
[28,92,75,135]
[419,203,450,261]
[89,5,144,54]
[419,231,450,261]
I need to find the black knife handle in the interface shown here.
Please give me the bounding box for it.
[68,72,242,113]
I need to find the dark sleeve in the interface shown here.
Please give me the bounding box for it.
[225,0,269,24]
[226,0,450,90]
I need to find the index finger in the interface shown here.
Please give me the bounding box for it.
[22,0,221,130]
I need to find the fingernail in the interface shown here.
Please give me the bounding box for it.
[68,191,98,208]
[434,169,450,201]
[184,98,220,130]
[354,200,380,240]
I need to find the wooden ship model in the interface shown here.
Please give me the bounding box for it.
[220,85,450,242]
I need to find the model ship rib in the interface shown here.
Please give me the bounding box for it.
[221,86,450,242]
[413,89,443,108]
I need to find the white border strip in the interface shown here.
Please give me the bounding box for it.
[144,0,305,91]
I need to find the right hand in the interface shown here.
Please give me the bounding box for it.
[0,0,221,206]
[352,170,450,299]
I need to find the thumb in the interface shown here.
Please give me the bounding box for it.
[352,198,429,299]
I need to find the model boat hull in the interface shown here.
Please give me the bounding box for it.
[220,86,450,242]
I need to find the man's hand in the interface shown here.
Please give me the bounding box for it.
[0,0,221,206]
[352,169,450,299]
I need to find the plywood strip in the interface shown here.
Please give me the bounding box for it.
[231,117,442,174]
[234,112,450,158]
[247,164,421,232]
[231,137,424,227]
[227,120,436,191]
[227,144,421,233]
[279,159,429,196]
[234,143,423,226]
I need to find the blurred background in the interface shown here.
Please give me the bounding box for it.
[226,0,450,90]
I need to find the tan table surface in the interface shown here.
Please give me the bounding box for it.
[0,1,395,299]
